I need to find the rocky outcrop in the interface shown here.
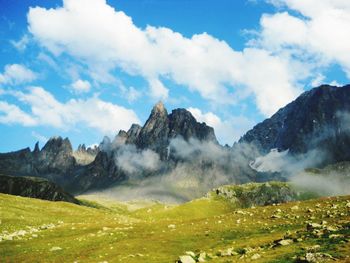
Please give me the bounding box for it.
[133,102,217,159]
[209,182,299,208]
[239,84,350,163]
[36,137,76,173]
[73,143,99,165]
[0,174,79,204]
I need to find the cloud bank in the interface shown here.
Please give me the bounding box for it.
[0,86,140,135]
[27,0,308,116]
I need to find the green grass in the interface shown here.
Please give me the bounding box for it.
[0,192,349,262]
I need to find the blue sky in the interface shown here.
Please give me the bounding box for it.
[0,0,349,152]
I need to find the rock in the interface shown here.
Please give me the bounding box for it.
[291,205,299,210]
[305,252,335,262]
[251,253,261,260]
[185,251,196,258]
[198,252,207,262]
[177,255,196,263]
[305,245,320,252]
[219,247,234,256]
[50,246,62,251]
[168,224,176,229]
[306,223,322,231]
[278,239,293,246]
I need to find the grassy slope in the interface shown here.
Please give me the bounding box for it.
[0,193,349,263]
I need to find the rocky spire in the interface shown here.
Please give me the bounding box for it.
[151,101,167,117]
[33,141,40,153]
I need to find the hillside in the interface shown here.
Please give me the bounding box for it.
[0,174,79,204]
[0,185,349,262]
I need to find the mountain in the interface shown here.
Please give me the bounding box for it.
[239,84,350,164]
[68,102,220,193]
[1,85,350,199]
[0,174,79,204]
[0,137,98,192]
[0,102,220,195]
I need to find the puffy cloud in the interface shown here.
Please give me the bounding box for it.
[260,0,350,78]
[4,86,140,135]
[0,64,37,85]
[69,79,91,93]
[0,101,37,126]
[27,0,303,116]
[188,107,255,145]
[31,131,48,144]
[115,144,161,176]
[118,84,142,103]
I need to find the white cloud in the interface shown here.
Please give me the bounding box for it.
[0,101,37,126]
[4,86,140,135]
[70,79,91,93]
[259,0,350,78]
[188,107,255,145]
[27,0,304,116]
[311,73,326,87]
[10,35,30,51]
[31,131,48,143]
[119,84,142,103]
[0,64,37,85]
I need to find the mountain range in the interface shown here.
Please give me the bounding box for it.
[0,84,349,201]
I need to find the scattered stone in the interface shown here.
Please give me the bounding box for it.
[198,252,207,262]
[278,239,293,246]
[168,224,176,229]
[251,253,261,260]
[50,246,62,252]
[177,255,196,263]
[185,251,196,258]
[219,247,234,256]
[291,205,299,210]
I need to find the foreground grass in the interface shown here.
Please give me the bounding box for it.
[0,193,349,262]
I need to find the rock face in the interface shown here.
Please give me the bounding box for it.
[69,102,219,192]
[0,174,79,204]
[135,102,217,159]
[239,85,350,163]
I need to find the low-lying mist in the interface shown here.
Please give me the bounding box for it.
[87,113,350,203]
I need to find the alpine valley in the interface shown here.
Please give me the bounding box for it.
[1,85,350,262]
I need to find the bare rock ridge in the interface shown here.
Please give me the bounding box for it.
[239,84,350,164]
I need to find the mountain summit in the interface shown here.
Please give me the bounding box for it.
[240,84,350,163]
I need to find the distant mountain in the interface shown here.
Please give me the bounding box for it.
[1,85,350,199]
[0,102,221,195]
[69,102,221,193]
[0,174,79,204]
[239,84,350,164]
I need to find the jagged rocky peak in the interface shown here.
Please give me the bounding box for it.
[77,144,86,152]
[152,101,167,116]
[33,141,40,153]
[37,136,75,172]
[168,108,217,143]
[114,130,128,145]
[41,136,73,154]
[126,124,142,144]
[239,84,350,162]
